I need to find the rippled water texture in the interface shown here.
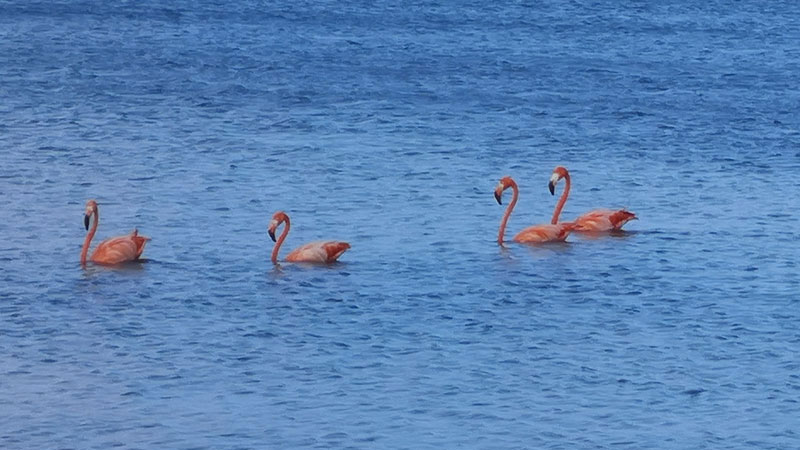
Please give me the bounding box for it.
[1,1,799,448]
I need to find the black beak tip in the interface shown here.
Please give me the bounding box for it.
[494,192,502,205]
[84,215,90,230]
[268,229,276,242]
[548,182,555,196]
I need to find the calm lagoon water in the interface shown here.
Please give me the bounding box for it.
[1,1,799,448]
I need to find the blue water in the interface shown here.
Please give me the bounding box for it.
[2,1,800,448]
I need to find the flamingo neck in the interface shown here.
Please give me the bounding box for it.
[498,181,518,244]
[81,211,98,265]
[551,172,570,224]
[271,217,290,264]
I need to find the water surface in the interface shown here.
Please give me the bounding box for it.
[1,1,799,448]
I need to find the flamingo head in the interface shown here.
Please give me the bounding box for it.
[494,176,515,205]
[549,166,569,195]
[268,211,289,242]
[84,200,98,230]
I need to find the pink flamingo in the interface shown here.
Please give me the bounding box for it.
[495,176,574,244]
[268,211,350,264]
[81,199,150,265]
[548,166,637,232]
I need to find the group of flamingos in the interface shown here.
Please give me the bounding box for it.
[80,166,637,266]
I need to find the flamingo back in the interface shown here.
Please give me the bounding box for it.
[285,241,351,263]
[91,230,150,265]
[574,209,636,232]
[513,223,572,243]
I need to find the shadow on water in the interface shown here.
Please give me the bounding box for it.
[572,229,639,241]
[80,259,150,276]
[497,240,573,260]
[267,261,350,277]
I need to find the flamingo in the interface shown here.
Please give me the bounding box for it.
[268,211,350,264]
[81,199,150,265]
[548,166,637,232]
[494,176,574,244]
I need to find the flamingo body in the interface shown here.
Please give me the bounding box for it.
[268,211,350,264]
[285,241,351,263]
[573,209,637,232]
[90,229,150,264]
[513,223,573,243]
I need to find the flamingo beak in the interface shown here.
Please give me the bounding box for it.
[84,214,90,230]
[494,190,502,205]
[548,173,560,196]
[268,229,276,242]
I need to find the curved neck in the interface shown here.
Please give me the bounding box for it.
[551,172,570,224]
[81,211,98,265]
[498,181,519,244]
[271,217,290,264]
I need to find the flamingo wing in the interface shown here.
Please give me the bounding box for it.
[91,229,150,264]
[513,223,572,243]
[285,241,350,263]
[574,209,636,232]
[129,229,151,259]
